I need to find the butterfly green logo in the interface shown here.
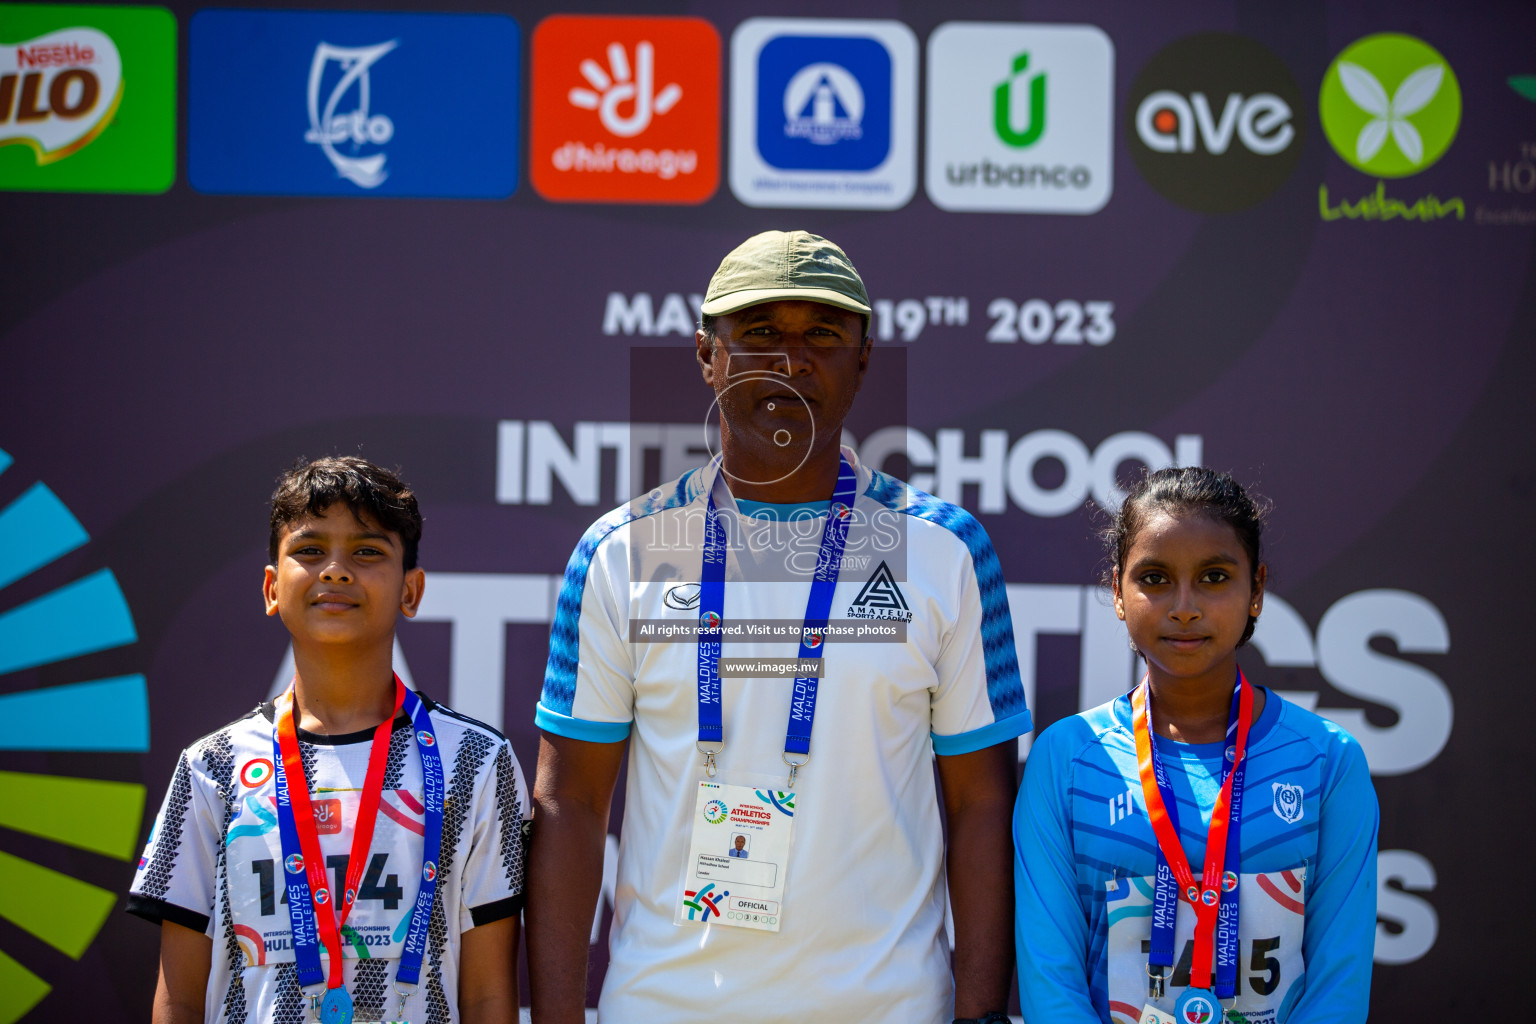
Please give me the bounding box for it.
[1319,33,1460,177]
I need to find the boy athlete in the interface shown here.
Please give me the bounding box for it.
[129,457,528,1024]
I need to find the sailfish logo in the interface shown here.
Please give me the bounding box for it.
[304,39,398,188]
[995,52,1046,148]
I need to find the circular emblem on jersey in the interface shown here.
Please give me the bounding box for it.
[1201,887,1219,906]
[344,888,356,906]
[314,886,331,906]
[1223,870,1239,892]
[804,630,824,649]
[703,799,728,824]
[700,611,721,630]
[423,861,438,883]
[1224,745,1237,763]
[1185,884,1200,903]
[1176,988,1218,1024]
[416,730,436,747]
[240,758,274,787]
[831,502,851,519]
[284,853,305,875]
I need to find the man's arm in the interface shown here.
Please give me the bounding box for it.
[525,731,626,1024]
[459,916,518,1024]
[937,741,1018,1019]
[152,920,211,1024]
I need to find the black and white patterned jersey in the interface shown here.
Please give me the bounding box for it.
[127,693,528,1024]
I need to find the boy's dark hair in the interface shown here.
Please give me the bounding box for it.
[1103,466,1269,646]
[268,456,423,570]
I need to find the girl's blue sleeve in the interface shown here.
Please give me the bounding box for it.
[1015,726,1102,1024]
[1288,730,1379,1023]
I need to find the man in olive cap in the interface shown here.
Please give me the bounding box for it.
[527,231,1028,1024]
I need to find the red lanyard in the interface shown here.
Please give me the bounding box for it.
[1131,674,1253,991]
[275,679,402,993]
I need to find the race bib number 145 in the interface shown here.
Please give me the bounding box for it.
[1106,867,1308,1024]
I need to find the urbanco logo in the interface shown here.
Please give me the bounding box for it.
[730,17,916,210]
[531,15,719,204]
[0,4,174,194]
[1127,33,1304,213]
[926,22,1113,214]
[1319,33,1460,177]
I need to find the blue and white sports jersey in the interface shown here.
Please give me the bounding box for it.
[1015,689,1378,1024]
[537,448,1031,1022]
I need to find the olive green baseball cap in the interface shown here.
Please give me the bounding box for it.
[701,230,872,317]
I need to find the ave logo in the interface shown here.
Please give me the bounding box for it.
[925,22,1113,214]
[531,15,719,204]
[1128,33,1304,213]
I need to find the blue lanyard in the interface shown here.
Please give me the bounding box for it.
[1146,679,1246,999]
[696,456,858,782]
[271,687,444,1000]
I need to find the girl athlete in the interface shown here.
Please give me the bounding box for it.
[1014,468,1377,1024]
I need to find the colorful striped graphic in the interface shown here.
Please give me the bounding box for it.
[0,447,147,1023]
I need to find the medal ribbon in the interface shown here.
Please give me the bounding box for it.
[697,455,858,760]
[272,676,444,1000]
[1132,670,1253,996]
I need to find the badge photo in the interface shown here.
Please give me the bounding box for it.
[529,14,720,204]
[925,22,1114,214]
[730,17,917,209]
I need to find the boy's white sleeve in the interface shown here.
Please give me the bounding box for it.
[126,748,224,935]
[456,738,530,932]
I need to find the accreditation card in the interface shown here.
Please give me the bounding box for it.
[674,781,797,932]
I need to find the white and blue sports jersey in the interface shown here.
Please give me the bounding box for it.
[537,449,1031,1022]
[1014,689,1378,1024]
[128,695,528,1024]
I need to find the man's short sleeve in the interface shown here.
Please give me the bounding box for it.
[126,748,224,934]
[457,740,531,930]
[536,517,636,743]
[927,511,1032,756]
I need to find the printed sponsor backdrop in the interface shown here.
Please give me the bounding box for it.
[0,0,1532,1019]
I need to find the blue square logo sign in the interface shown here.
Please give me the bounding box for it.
[188,10,519,198]
[730,18,916,210]
[755,36,891,171]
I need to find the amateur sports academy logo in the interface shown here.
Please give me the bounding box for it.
[0,4,174,194]
[925,22,1113,214]
[188,9,519,198]
[530,15,719,204]
[845,561,912,623]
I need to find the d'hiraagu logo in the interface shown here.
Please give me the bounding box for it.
[0,447,149,1021]
[1318,33,1463,222]
[188,9,519,198]
[0,4,175,194]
